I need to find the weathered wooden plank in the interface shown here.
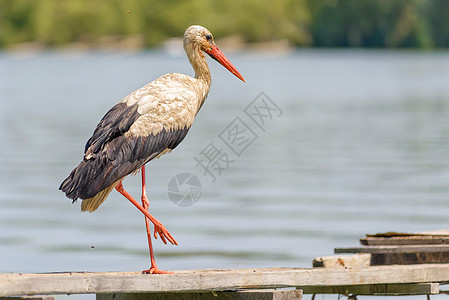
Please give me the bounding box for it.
[361,236,449,246]
[370,252,449,265]
[335,245,449,254]
[361,237,449,246]
[335,245,449,265]
[365,230,449,238]
[97,289,302,300]
[2,264,449,297]
[0,297,55,300]
[301,283,439,295]
[313,254,370,268]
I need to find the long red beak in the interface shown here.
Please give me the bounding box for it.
[206,46,246,83]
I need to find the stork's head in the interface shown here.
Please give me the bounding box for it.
[184,25,246,83]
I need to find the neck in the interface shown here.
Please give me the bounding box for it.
[183,40,212,112]
[185,44,212,86]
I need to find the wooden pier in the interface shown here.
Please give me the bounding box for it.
[2,231,449,299]
[1,264,449,299]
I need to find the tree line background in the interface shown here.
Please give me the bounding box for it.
[1,0,448,49]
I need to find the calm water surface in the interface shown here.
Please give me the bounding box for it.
[1,49,449,299]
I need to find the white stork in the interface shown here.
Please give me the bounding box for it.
[60,25,245,274]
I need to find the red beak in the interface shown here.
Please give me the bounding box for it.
[206,46,246,83]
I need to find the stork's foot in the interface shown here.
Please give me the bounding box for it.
[153,221,178,246]
[141,192,178,246]
[142,267,174,274]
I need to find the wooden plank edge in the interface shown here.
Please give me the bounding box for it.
[0,297,55,300]
[361,237,449,246]
[301,283,439,295]
[97,289,303,300]
[1,265,449,297]
[313,254,371,268]
[335,245,449,254]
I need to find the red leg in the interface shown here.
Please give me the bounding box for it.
[140,166,173,274]
[115,181,177,245]
[115,175,178,274]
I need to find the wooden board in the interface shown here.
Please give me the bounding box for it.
[2,264,449,297]
[361,231,449,246]
[301,283,439,295]
[361,234,449,246]
[97,289,303,300]
[335,245,449,254]
[335,245,449,265]
[361,237,449,246]
[0,297,55,300]
[365,230,449,238]
[312,254,370,269]
[370,253,449,265]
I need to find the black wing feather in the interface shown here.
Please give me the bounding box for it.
[84,102,140,154]
[60,101,190,201]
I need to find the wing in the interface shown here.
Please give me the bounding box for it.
[60,101,190,201]
[84,102,140,157]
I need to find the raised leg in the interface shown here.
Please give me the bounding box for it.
[115,181,177,245]
[140,166,173,274]
[114,174,177,274]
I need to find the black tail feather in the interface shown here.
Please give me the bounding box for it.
[59,159,104,201]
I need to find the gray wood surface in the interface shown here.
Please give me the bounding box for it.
[360,236,449,246]
[0,297,55,300]
[302,283,439,295]
[335,245,449,254]
[312,254,370,268]
[2,264,449,297]
[97,289,302,300]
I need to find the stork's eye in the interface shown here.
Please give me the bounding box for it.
[205,34,212,41]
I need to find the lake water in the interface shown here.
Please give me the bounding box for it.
[1,49,449,299]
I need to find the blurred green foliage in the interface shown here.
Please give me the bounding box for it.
[0,0,448,48]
